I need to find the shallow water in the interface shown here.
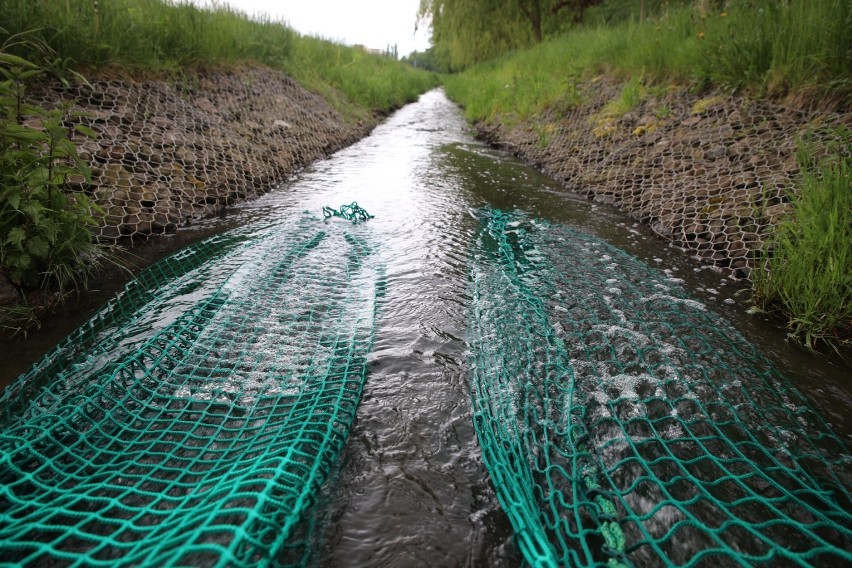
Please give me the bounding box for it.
[1,89,849,566]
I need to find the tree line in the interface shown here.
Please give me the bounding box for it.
[415,0,701,71]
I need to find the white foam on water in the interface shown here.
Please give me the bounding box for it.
[600,296,627,323]
[590,324,652,348]
[661,421,685,439]
[640,294,707,312]
[159,239,381,410]
[587,372,660,407]
[221,263,253,293]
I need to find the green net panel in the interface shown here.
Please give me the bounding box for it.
[0,211,385,567]
[468,209,850,567]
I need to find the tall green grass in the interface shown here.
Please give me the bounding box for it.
[446,0,850,123]
[0,0,438,116]
[1,0,298,70]
[753,129,852,351]
[444,9,700,123]
[701,0,851,101]
[281,35,438,117]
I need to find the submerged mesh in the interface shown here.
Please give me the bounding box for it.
[468,209,851,567]
[0,212,385,567]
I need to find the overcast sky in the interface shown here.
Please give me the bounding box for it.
[192,0,431,56]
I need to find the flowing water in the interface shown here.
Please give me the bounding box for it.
[1,89,849,566]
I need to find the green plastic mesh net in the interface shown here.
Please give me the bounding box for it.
[0,211,385,566]
[468,209,850,567]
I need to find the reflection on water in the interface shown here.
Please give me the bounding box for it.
[1,89,849,566]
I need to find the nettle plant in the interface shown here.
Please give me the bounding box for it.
[0,38,109,297]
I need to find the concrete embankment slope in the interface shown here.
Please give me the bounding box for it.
[470,78,850,280]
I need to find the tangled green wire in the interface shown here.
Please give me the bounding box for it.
[322,202,374,223]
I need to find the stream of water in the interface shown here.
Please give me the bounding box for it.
[1,89,849,566]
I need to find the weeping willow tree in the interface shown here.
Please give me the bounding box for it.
[418,0,529,71]
[418,0,602,71]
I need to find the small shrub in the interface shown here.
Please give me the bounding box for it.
[0,33,113,299]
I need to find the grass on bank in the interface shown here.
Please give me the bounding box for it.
[282,35,438,119]
[445,0,850,124]
[752,129,852,351]
[0,0,439,117]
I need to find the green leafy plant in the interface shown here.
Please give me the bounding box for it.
[0,32,113,300]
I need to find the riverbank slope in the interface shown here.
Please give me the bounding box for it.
[448,76,850,351]
[437,0,850,352]
[458,77,849,281]
[0,65,389,312]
